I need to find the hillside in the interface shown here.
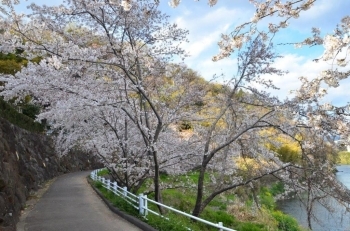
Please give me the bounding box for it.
[0,115,103,231]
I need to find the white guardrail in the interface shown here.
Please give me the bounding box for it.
[90,169,236,231]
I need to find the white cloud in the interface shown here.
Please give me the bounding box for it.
[174,16,226,59]
[189,57,238,80]
[162,0,350,108]
[252,54,350,105]
[174,6,252,59]
[186,33,218,58]
[289,0,350,31]
[268,57,321,98]
[324,81,350,106]
[299,0,335,21]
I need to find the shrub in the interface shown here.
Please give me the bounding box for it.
[0,52,27,75]
[259,187,276,210]
[22,104,41,119]
[337,151,350,164]
[272,210,300,231]
[0,60,23,75]
[276,145,300,163]
[270,182,285,196]
[0,98,45,132]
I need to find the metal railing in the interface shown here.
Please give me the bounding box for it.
[90,169,236,231]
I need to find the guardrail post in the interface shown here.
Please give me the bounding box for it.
[123,186,127,197]
[113,182,118,194]
[144,194,148,216]
[138,194,148,216]
[139,194,144,216]
[102,177,105,186]
[106,179,110,190]
[218,222,223,231]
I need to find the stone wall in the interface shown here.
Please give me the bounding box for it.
[0,117,103,231]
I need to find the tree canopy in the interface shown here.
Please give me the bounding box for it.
[0,0,349,229]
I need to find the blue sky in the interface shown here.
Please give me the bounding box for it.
[156,0,350,105]
[15,0,350,105]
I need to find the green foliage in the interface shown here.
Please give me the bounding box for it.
[208,83,226,96]
[22,104,41,119]
[236,222,268,231]
[276,145,300,163]
[270,182,285,196]
[30,56,43,64]
[93,180,201,231]
[94,169,303,231]
[94,181,103,188]
[259,187,276,210]
[0,52,28,75]
[94,182,139,216]
[0,52,43,128]
[337,151,350,164]
[201,210,236,227]
[0,98,45,133]
[158,171,210,186]
[263,130,301,164]
[272,211,300,231]
[0,52,26,62]
[97,168,110,177]
[0,59,24,75]
[146,213,197,231]
[163,189,195,211]
[0,52,41,75]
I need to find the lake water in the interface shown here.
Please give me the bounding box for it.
[278,165,350,231]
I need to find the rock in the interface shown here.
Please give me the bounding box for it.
[0,117,103,230]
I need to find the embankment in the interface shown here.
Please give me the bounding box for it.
[0,117,102,231]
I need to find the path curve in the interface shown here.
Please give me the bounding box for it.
[17,171,142,231]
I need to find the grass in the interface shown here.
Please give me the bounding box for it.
[97,168,110,176]
[91,171,306,231]
[94,181,140,217]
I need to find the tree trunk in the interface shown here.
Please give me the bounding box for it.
[152,150,164,214]
[192,164,207,217]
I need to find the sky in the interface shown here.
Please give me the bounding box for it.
[14,0,350,105]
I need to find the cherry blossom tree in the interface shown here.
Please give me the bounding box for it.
[0,0,202,209]
[161,1,350,220]
[184,37,286,216]
[151,0,317,60]
[0,0,350,226]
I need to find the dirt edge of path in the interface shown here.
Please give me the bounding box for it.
[16,177,58,231]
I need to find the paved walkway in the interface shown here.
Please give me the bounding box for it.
[17,171,142,231]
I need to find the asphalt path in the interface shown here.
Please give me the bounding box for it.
[17,171,143,231]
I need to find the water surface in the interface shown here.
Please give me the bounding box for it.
[278,165,350,231]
